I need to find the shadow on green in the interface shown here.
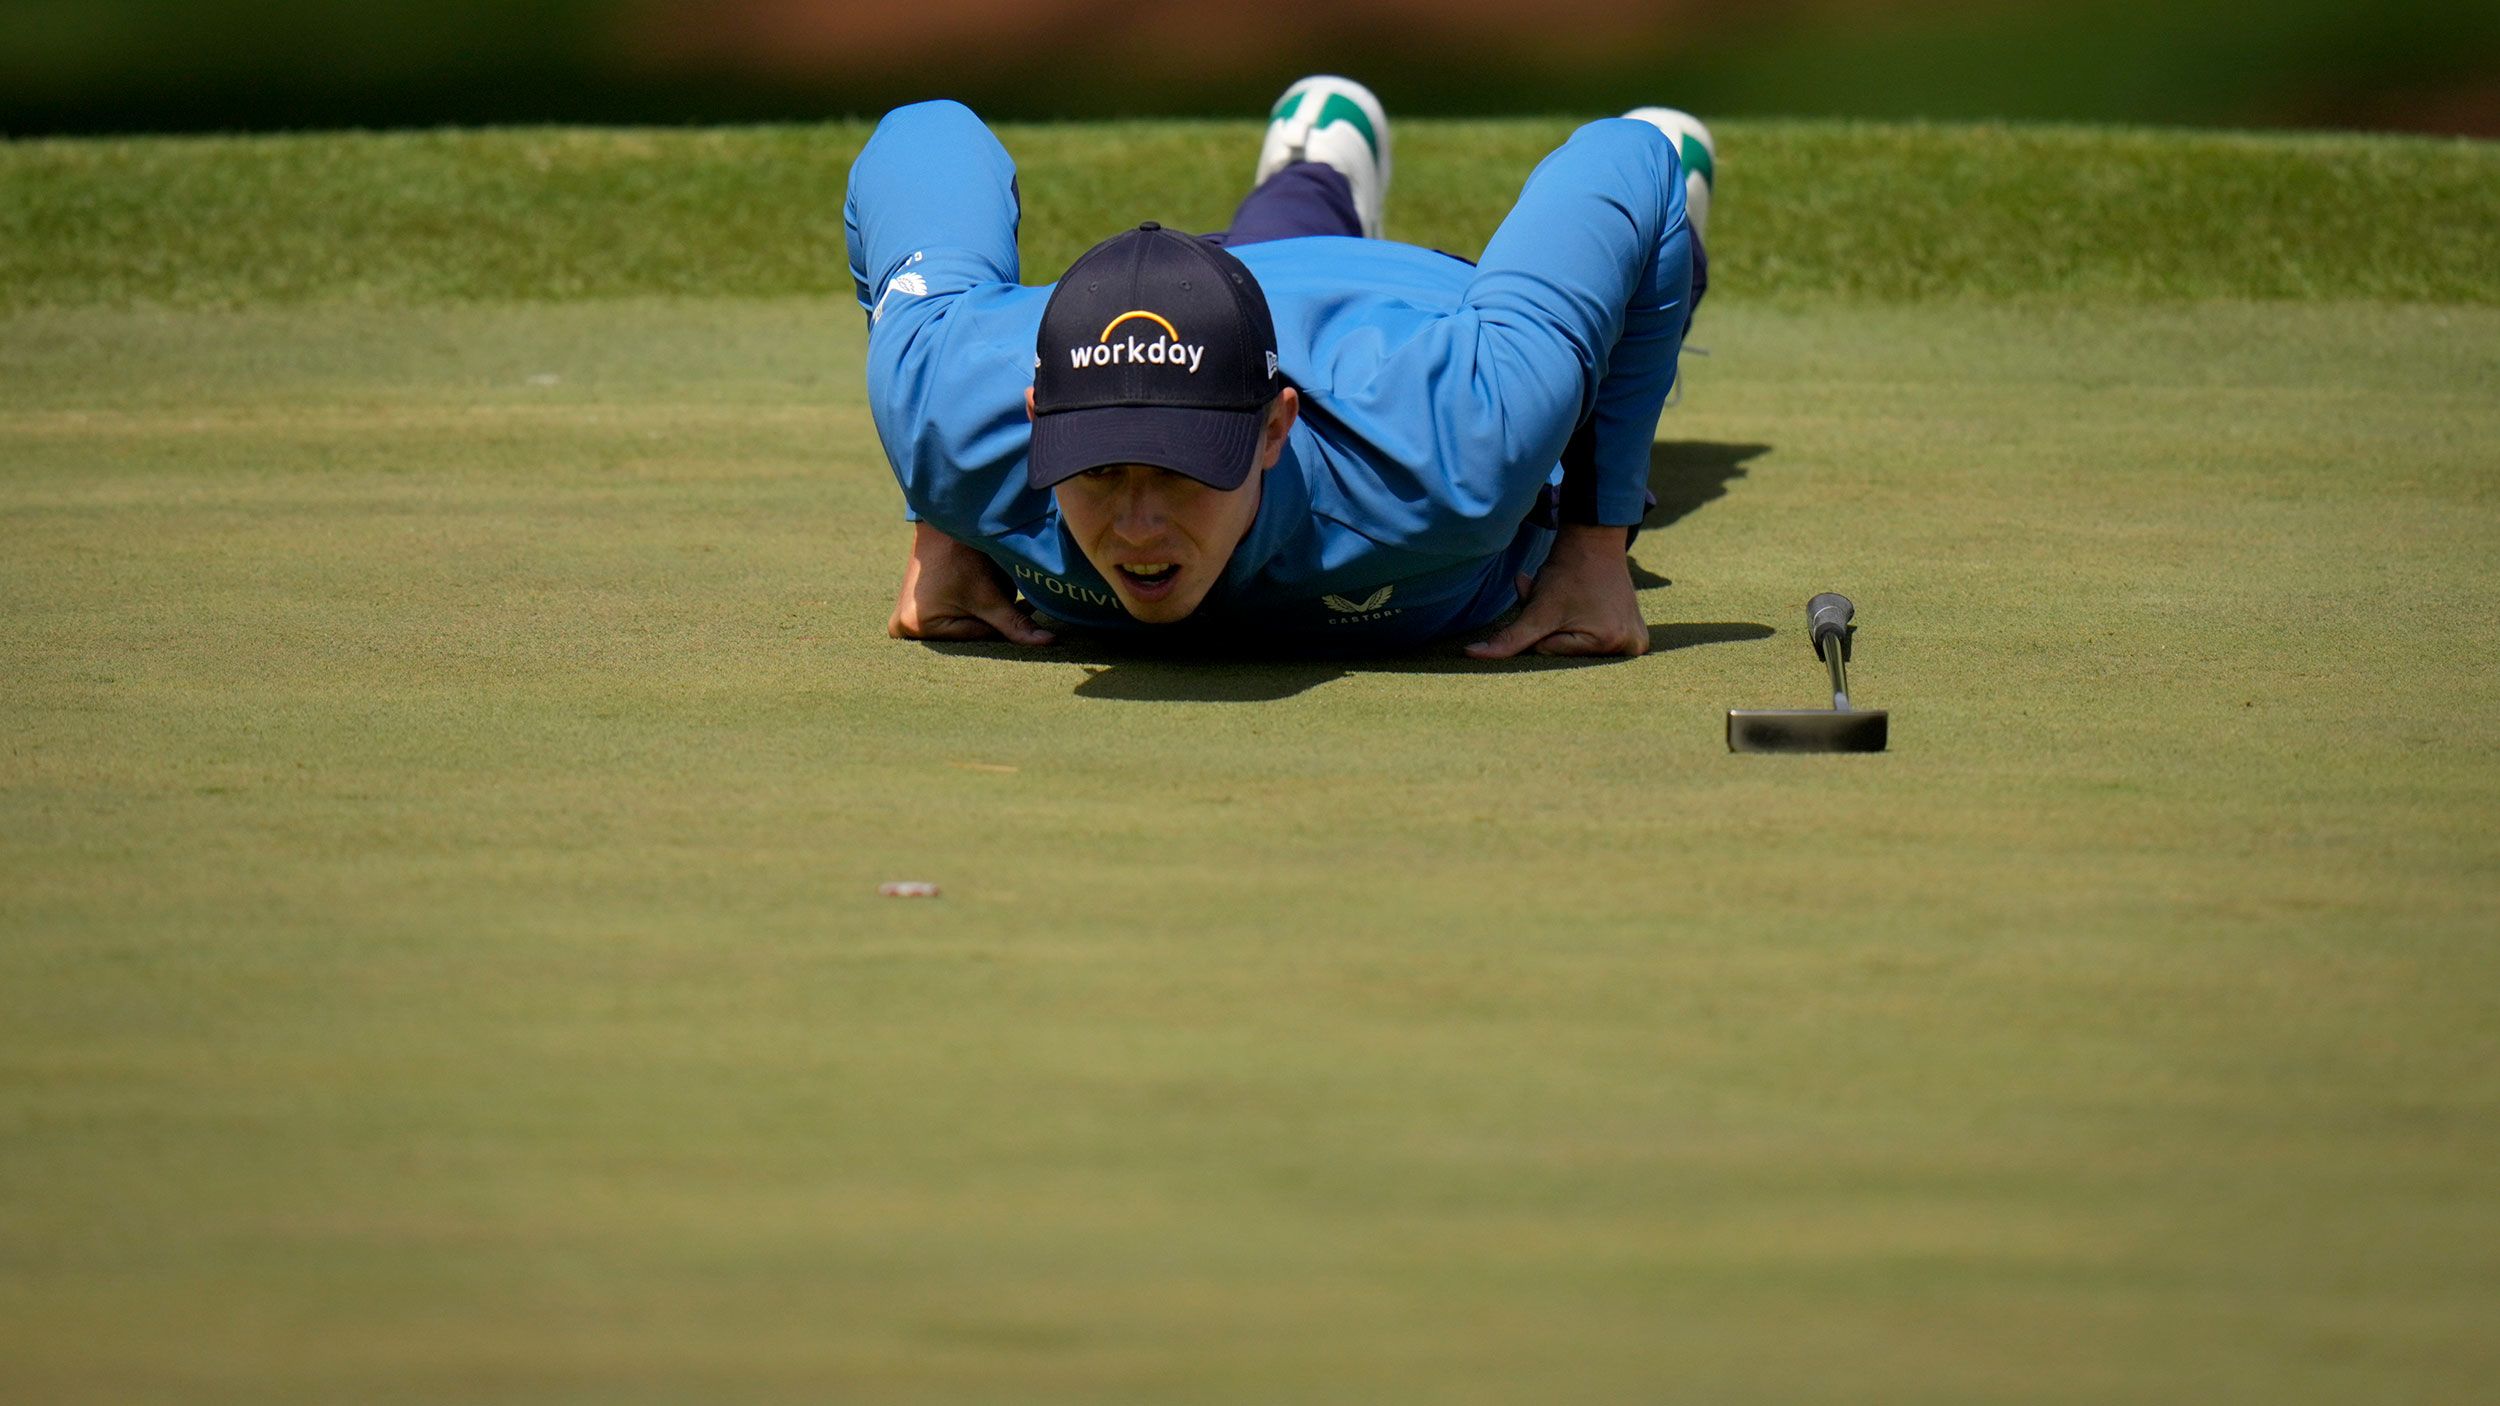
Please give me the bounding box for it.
[925,621,1775,703]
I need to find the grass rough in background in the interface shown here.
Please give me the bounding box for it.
[4,120,2499,1403]
[5,118,2499,308]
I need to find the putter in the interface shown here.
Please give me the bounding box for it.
[1726,593,1889,753]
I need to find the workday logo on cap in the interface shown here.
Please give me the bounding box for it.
[1028,221,1284,493]
[1066,309,1208,374]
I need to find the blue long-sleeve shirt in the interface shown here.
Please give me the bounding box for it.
[845,101,1696,650]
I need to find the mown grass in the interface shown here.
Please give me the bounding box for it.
[4,118,2497,308]
[3,120,2498,1402]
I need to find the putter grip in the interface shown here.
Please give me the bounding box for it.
[1807,593,1855,661]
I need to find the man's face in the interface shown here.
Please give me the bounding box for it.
[1032,389,1298,624]
[1055,463,1259,622]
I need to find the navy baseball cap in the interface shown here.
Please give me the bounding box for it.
[1029,222,1283,492]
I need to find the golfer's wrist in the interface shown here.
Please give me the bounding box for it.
[1554,522,1629,554]
[911,519,980,558]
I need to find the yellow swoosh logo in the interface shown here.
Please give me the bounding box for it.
[1100,310,1180,342]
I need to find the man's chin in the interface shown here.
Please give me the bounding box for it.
[1110,576,1211,623]
[1116,593,1207,624]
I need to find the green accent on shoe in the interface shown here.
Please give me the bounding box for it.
[1314,93,1380,158]
[1678,135,1715,192]
[1270,92,1303,122]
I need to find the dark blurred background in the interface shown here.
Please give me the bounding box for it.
[6,0,2496,137]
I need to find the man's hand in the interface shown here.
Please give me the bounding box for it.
[1465,523,1650,659]
[889,521,1057,645]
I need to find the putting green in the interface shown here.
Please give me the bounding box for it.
[4,122,2499,1402]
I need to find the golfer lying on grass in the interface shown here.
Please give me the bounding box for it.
[846,76,1709,657]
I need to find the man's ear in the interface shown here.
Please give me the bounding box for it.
[1025,386,1037,422]
[1255,387,1299,473]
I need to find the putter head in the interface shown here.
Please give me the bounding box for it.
[1726,708,1889,754]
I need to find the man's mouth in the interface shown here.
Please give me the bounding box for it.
[1115,562,1181,600]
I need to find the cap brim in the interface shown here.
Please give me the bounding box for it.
[1028,404,1264,492]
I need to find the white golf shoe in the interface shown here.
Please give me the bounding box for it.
[1622,106,1716,238]
[1256,75,1392,239]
